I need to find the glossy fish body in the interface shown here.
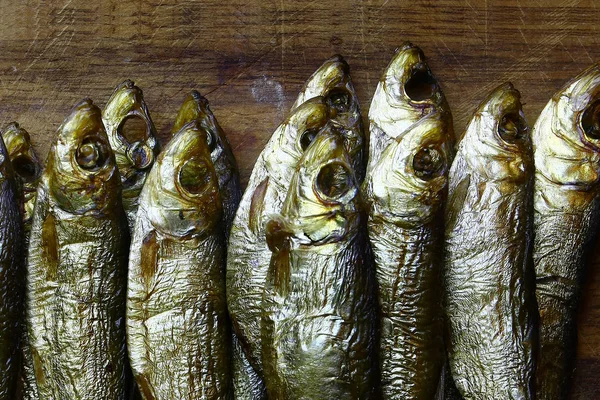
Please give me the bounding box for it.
[171,91,241,236]
[363,45,453,399]
[0,132,25,400]
[127,122,231,399]
[364,112,453,398]
[226,97,331,376]
[261,131,378,400]
[533,64,600,400]
[226,57,365,394]
[27,100,129,400]
[1,123,43,400]
[443,84,536,399]
[103,80,160,231]
[1,123,43,237]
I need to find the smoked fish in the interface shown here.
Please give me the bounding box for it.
[27,99,129,400]
[443,83,536,399]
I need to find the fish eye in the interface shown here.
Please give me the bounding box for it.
[12,155,38,182]
[76,137,110,171]
[315,162,354,200]
[326,89,352,113]
[405,64,437,102]
[581,100,600,140]
[299,128,320,151]
[119,115,148,145]
[127,141,154,170]
[498,112,527,141]
[178,157,213,195]
[206,129,217,152]
[413,147,444,180]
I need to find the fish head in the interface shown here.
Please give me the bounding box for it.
[171,91,237,188]
[265,97,333,184]
[370,43,450,138]
[102,80,159,189]
[45,99,121,215]
[280,128,360,246]
[368,112,453,225]
[145,121,222,238]
[293,55,365,179]
[534,63,600,190]
[1,122,42,185]
[461,82,531,184]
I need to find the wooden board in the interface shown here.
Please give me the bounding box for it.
[1,0,599,397]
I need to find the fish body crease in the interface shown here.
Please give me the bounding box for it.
[27,99,129,400]
[533,63,600,400]
[127,122,232,400]
[443,83,536,400]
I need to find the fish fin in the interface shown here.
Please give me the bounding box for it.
[445,174,471,231]
[249,178,269,235]
[41,213,58,281]
[140,231,159,282]
[265,216,294,296]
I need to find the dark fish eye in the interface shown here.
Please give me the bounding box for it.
[76,137,110,171]
[498,113,527,141]
[119,115,148,145]
[206,130,217,152]
[413,147,444,180]
[12,155,38,182]
[299,128,320,151]
[127,142,154,170]
[316,162,353,199]
[326,89,352,113]
[405,64,437,102]
[178,157,212,195]
[581,100,600,139]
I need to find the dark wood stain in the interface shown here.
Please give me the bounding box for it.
[1,1,599,397]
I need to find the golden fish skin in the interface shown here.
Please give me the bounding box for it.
[226,57,366,396]
[171,91,241,237]
[27,99,129,400]
[0,122,43,400]
[127,121,232,400]
[367,43,452,178]
[443,83,536,399]
[1,123,43,236]
[533,63,600,400]
[261,130,379,400]
[0,133,25,400]
[226,96,332,376]
[292,55,366,182]
[103,80,160,232]
[363,111,454,398]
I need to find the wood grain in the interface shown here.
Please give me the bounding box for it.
[0,0,599,397]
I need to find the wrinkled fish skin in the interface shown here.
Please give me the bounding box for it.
[1,123,43,400]
[171,91,241,236]
[443,83,536,399]
[0,134,25,400]
[261,131,379,399]
[1,123,43,236]
[364,45,454,399]
[170,92,253,399]
[226,97,332,377]
[367,43,452,177]
[363,111,453,398]
[226,57,366,396]
[27,99,129,400]
[102,80,160,231]
[127,122,231,400]
[533,63,600,400]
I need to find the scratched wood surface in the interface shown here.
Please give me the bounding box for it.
[0,0,599,398]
